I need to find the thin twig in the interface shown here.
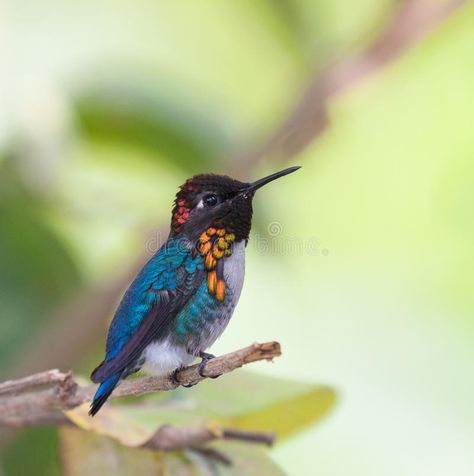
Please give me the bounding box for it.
[222,428,276,446]
[140,425,275,453]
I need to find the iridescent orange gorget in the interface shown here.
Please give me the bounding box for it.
[198,227,235,301]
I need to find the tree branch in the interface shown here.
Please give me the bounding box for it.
[141,425,276,452]
[234,0,467,169]
[0,341,281,428]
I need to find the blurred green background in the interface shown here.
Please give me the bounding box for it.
[1,0,473,475]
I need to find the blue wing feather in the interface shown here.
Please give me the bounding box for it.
[89,372,122,416]
[91,236,204,383]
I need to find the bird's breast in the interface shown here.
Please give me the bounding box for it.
[222,240,246,306]
[138,241,246,375]
[172,241,246,352]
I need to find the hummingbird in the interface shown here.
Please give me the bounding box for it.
[89,166,300,415]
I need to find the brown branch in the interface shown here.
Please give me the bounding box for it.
[0,341,281,428]
[222,428,275,445]
[141,425,275,452]
[235,0,467,169]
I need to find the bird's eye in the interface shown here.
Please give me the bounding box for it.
[204,194,218,207]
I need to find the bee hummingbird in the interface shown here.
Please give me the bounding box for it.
[90,166,300,415]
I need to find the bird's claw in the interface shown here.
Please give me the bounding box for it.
[170,367,182,385]
[170,352,222,386]
[170,367,195,388]
[198,352,221,379]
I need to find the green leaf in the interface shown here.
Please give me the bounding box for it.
[75,83,230,171]
[187,371,336,438]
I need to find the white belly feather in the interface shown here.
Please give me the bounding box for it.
[142,338,195,375]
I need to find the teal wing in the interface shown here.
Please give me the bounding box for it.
[91,237,204,383]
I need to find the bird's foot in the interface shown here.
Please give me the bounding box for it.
[198,352,221,379]
[170,367,195,388]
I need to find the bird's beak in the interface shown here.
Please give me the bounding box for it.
[242,166,301,195]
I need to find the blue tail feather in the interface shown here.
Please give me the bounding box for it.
[89,372,122,416]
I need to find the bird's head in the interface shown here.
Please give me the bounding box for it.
[171,166,301,242]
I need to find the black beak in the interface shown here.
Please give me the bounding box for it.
[243,166,301,195]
